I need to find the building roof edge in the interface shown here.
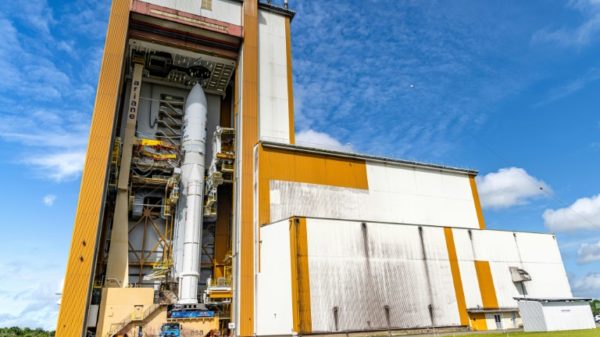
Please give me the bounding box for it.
[260,141,479,176]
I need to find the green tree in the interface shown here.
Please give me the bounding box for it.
[591,299,600,316]
[0,327,55,337]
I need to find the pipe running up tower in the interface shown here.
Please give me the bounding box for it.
[178,83,208,304]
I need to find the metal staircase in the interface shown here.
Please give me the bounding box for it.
[108,303,162,337]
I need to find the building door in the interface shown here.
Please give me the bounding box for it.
[494,314,503,330]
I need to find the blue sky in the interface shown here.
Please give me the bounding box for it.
[0,0,599,330]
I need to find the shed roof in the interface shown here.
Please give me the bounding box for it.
[514,297,592,303]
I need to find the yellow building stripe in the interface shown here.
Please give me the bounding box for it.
[297,217,312,333]
[443,228,469,326]
[289,218,300,332]
[284,17,295,144]
[469,313,488,331]
[289,217,312,333]
[257,145,369,226]
[55,0,130,335]
[474,260,499,309]
[239,0,259,335]
[469,176,486,229]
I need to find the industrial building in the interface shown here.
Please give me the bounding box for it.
[55,1,587,336]
[517,298,596,331]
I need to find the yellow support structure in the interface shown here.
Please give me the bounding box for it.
[55,0,130,335]
[105,61,144,288]
[137,138,176,149]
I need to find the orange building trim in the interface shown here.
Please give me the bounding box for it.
[469,176,486,229]
[470,313,488,331]
[443,227,469,326]
[55,0,131,335]
[295,217,312,333]
[239,0,259,335]
[284,17,295,144]
[257,144,369,226]
[474,260,499,309]
[289,217,312,333]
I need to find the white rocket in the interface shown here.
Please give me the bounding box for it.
[178,83,207,304]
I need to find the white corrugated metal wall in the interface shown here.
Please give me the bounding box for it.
[304,219,460,332]
[542,302,596,331]
[452,228,571,309]
[451,229,483,309]
[256,219,294,335]
[519,301,596,331]
[515,233,572,298]
[256,219,575,334]
[269,162,480,228]
[474,230,523,308]
[518,301,547,331]
[258,10,291,144]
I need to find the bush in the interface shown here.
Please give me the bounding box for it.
[591,299,600,316]
[0,327,55,337]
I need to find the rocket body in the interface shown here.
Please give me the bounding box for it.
[178,83,207,304]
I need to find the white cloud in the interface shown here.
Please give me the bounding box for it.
[27,151,86,181]
[532,0,600,47]
[296,129,355,152]
[0,0,107,330]
[0,110,89,181]
[572,273,600,298]
[476,167,551,209]
[578,240,600,264]
[42,194,57,206]
[0,1,107,183]
[0,261,63,330]
[0,17,71,102]
[544,194,600,232]
[1,131,88,148]
[0,14,91,183]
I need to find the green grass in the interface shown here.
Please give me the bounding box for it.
[438,327,600,337]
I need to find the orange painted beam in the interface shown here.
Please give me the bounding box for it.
[257,145,369,226]
[239,0,259,335]
[469,176,486,229]
[289,217,313,333]
[289,218,300,332]
[443,228,469,326]
[470,313,488,331]
[296,217,312,333]
[55,0,131,335]
[284,17,295,144]
[474,260,499,309]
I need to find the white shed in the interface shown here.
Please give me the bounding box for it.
[516,297,596,331]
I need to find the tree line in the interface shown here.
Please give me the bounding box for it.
[0,327,54,337]
[592,299,600,316]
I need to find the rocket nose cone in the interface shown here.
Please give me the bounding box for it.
[185,83,207,111]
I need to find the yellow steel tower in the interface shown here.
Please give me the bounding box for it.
[56,1,295,336]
